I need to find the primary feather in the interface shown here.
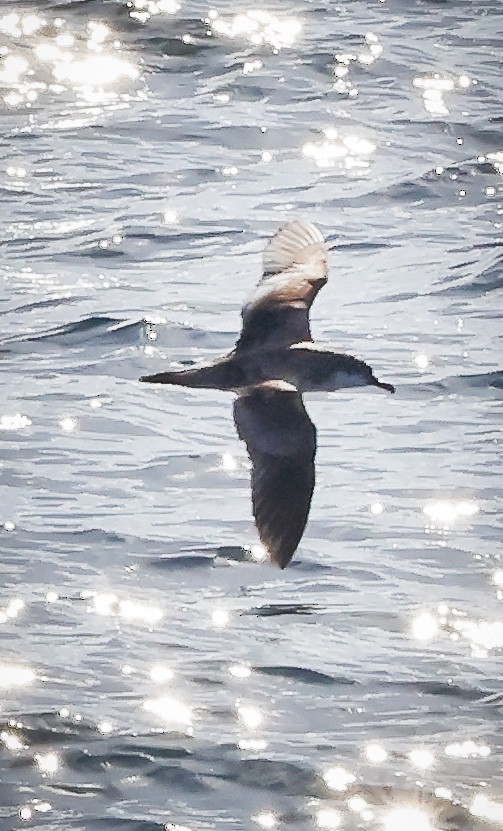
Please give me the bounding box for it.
[233,381,317,569]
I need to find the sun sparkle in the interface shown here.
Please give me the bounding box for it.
[382,806,433,831]
[237,703,263,730]
[323,766,356,791]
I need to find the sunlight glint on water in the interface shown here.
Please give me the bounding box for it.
[0,0,501,827]
[1,12,140,111]
[470,795,503,824]
[207,9,301,50]
[142,697,193,732]
[383,807,433,831]
[0,665,35,688]
[323,767,356,792]
[303,130,376,170]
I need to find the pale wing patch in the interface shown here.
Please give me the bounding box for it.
[236,220,329,351]
[242,266,307,318]
[262,220,327,278]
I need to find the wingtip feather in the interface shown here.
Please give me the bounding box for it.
[263,220,326,277]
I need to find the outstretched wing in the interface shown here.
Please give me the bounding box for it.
[235,220,328,353]
[233,381,317,568]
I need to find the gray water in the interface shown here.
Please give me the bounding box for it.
[1,1,502,829]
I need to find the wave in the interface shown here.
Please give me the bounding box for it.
[438,251,503,297]
[72,225,242,263]
[440,370,503,393]
[397,371,503,399]
[2,316,128,345]
[254,665,355,686]
[1,315,231,358]
[244,603,319,617]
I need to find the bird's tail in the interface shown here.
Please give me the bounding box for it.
[140,359,239,390]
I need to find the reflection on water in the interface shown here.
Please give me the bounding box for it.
[150,663,174,683]
[59,416,78,432]
[364,743,388,764]
[34,751,60,775]
[423,500,479,524]
[303,129,376,170]
[143,697,193,733]
[348,795,369,815]
[252,812,278,829]
[1,0,501,827]
[163,208,179,225]
[333,32,383,97]
[211,608,230,628]
[1,730,26,751]
[1,11,140,112]
[0,413,32,431]
[229,663,252,679]
[413,74,472,116]
[19,802,52,822]
[316,808,342,829]
[85,591,163,625]
[1,13,44,38]
[250,543,268,563]
[129,0,180,25]
[243,58,263,76]
[96,719,114,735]
[493,570,503,602]
[412,605,503,656]
[487,150,503,175]
[220,451,238,472]
[323,767,356,792]
[444,740,490,759]
[238,738,268,751]
[414,353,429,371]
[52,54,138,102]
[0,597,25,624]
[207,9,301,51]
[236,702,263,730]
[450,615,503,654]
[411,611,439,642]
[470,794,503,824]
[408,748,435,771]
[0,664,35,688]
[383,807,432,831]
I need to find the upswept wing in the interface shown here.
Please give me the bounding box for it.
[235,221,328,352]
[233,381,317,568]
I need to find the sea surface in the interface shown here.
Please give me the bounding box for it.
[0,1,502,829]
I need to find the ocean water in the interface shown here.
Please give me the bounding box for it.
[0,1,502,829]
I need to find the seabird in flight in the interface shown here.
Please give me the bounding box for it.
[140,220,394,568]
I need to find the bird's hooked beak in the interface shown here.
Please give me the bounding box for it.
[372,375,395,394]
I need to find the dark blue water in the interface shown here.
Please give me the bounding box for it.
[1,2,502,829]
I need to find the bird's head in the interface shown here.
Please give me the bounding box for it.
[327,354,395,393]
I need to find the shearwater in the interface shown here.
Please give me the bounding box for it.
[141,220,395,568]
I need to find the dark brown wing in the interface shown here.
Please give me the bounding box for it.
[235,221,328,353]
[233,381,317,568]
